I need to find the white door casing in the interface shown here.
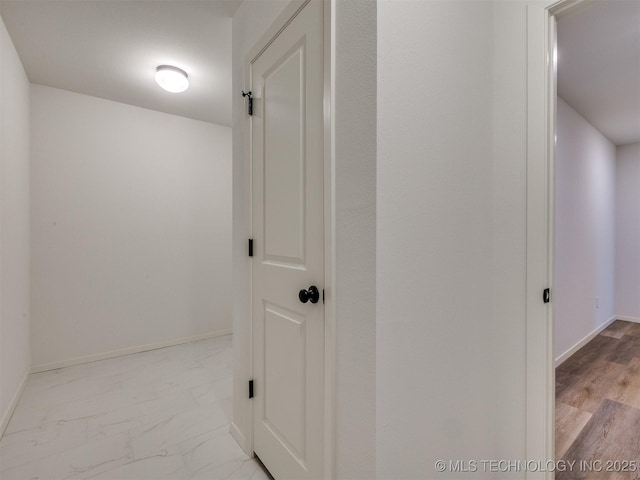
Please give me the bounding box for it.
[526,1,586,478]
[250,1,325,478]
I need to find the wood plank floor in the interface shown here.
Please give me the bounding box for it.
[556,320,640,480]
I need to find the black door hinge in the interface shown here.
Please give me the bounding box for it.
[322,289,325,304]
[249,379,254,399]
[242,91,253,116]
[543,288,551,304]
[248,238,254,257]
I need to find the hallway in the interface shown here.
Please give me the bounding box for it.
[0,336,268,480]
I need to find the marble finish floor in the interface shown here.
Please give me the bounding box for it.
[0,336,269,480]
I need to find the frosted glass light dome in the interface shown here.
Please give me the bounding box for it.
[155,65,189,93]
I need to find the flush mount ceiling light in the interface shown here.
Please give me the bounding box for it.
[155,65,189,93]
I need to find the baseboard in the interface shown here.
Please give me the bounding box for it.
[616,315,640,324]
[0,368,30,439]
[230,421,250,455]
[31,329,232,373]
[555,315,617,367]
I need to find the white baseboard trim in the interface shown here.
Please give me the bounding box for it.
[230,421,250,455]
[555,315,617,368]
[616,315,640,324]
[31,329,232,373]
[0,368,30,439]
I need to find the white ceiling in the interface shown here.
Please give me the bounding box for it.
[557,0,640,146]
[0,0,242,126]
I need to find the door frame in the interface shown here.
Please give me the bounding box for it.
[242,0,335,477]
[525,0,587,478]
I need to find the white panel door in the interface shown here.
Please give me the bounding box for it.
[250,1,324,479]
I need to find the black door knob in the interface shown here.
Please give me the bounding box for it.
[299,286,320,304]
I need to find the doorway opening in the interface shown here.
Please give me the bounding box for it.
[551,0,640,471]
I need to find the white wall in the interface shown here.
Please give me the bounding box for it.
[0,16,31,434]
[30,84,232,368]
[333,1,377,476]
[616,142,640,321]
[554,97,616,361]
[377,2,529,478]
